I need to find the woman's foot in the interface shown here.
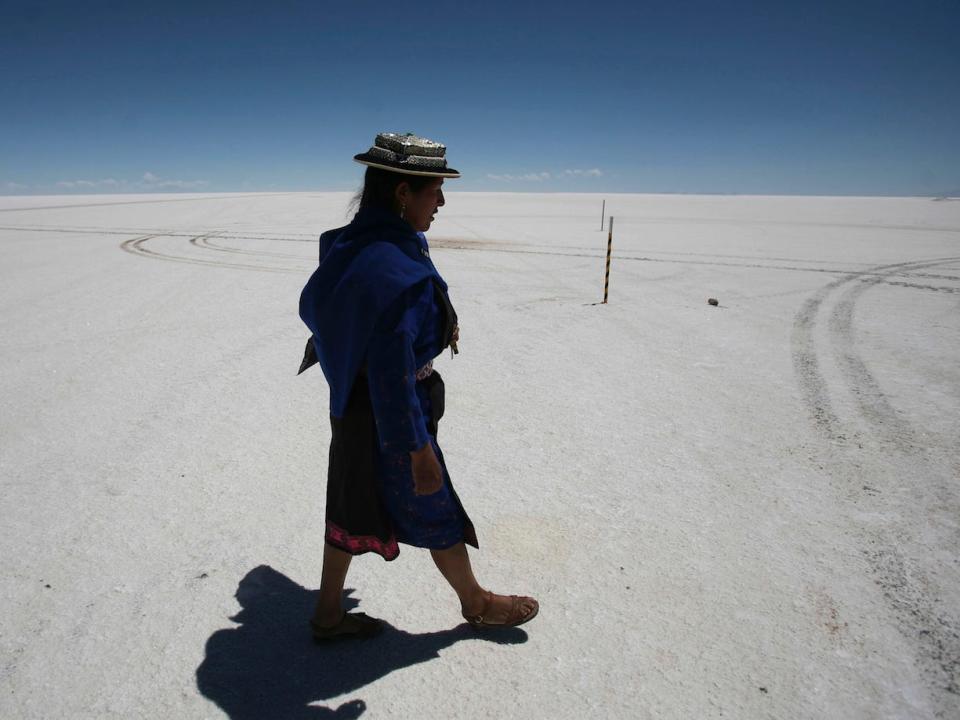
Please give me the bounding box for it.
[461,590,539,628]
[312,606,347,629]
[310,611,383,643]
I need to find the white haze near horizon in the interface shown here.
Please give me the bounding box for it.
[1,192,958,719]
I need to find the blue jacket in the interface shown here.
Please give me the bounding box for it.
[299,207,449,424]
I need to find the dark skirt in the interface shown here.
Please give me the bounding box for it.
[324,371,478,560]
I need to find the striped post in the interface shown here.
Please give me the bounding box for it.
[602,216,613,303]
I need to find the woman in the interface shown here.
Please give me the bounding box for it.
[299,133,539,640]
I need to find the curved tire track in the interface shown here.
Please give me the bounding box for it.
[792,255,960,713]
[120,233,308,274]
[828,258,960,449]
[189,234,312,260]
[792,256,960,442]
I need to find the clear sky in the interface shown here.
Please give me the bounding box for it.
[2,0,958,196]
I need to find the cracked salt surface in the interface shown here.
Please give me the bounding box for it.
[0,192,958,719]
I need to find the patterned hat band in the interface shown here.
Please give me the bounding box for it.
[354,132,460,178]
[367,145,448,169]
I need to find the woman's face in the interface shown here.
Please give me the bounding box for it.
[399,178,445,232]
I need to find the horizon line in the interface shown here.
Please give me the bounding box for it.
[2,189,958,201]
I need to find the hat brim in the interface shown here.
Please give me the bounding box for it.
[354,154,460,178]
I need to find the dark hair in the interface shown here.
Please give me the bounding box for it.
[347,166,434,217]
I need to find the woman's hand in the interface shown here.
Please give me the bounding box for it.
[410,442,443,495]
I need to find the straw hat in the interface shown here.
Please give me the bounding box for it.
[354,132,460,178]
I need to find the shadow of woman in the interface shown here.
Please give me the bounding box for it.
[196,565,529,719]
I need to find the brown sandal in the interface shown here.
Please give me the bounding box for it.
[463,591,539,628]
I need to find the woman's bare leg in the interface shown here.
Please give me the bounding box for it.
[430,542,537,622]
[311,542,353,627]
[429,542,484,609]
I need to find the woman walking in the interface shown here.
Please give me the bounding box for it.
[299,133,538,640]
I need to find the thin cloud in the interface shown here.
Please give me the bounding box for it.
[138,171,208,190]
[56,178,121,189]
[3,181,27,191]
[486,172,552,182]
[562,168,603,177]
[53,172,209,192]
[487,168,602,183]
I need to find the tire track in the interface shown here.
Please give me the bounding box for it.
[7,223,960,286]
[189,234,313,260]
[792,255,960,714]
[119,233,308,274]
[863,533,960,708]
[873,279,959,293]
[829,257,960,448]
[447,212,960,234]
[791,257,960,442]
[438,242,960,283]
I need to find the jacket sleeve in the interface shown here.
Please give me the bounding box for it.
[365,280,433,453]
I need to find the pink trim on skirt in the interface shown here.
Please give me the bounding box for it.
[325,520,400,561]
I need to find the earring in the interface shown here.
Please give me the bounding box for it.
[400,202,406,220]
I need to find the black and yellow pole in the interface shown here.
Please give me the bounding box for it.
[602,216,613,303]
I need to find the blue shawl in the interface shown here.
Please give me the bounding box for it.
[299,207,446,417]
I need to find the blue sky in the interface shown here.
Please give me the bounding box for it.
[2,0,958,196]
